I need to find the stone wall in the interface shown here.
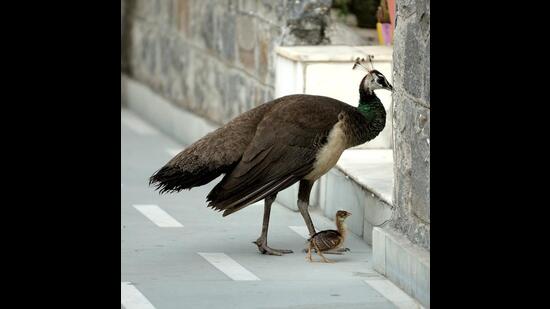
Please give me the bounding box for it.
[121,0,331,125]
[391,0,430,250]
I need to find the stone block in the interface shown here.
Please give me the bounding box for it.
[134,0,154,20]
[397,0,416,18]
[256,22,271,83]
[236,14,256,72]
[238,0,257,13]
[215,10,236,62]
[223,71,247,121]
[284,0,331,45]
[200,1,216,51]
[257,0,286,25]
[393,96,429,225]
[411,107,430,223]
[178,0,190,36]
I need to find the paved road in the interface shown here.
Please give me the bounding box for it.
[121,109,422,309]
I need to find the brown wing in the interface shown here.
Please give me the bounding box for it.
[310,230,343,251]
[206,95,350,216]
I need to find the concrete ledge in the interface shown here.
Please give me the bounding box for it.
[336,149,393,205]
[275,45,393,62]
[121,74,219,146]
[373,227,430,308]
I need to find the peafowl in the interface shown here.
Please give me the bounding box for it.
[149,57,393,255]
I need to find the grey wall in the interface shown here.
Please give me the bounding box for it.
[391,0,430,250]
[121,0,331,125]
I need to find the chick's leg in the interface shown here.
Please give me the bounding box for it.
[314,243,333,263]
[306,242,314,262]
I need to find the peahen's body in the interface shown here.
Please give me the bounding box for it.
[150,61,393,255]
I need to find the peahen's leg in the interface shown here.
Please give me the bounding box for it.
[297,180,316,236]
[253,194,293,256]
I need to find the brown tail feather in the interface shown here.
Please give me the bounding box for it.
[149,165,225,194]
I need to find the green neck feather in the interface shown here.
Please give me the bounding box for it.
[355,89,387,143]
[357,101,372,117]
[358,91,384,121]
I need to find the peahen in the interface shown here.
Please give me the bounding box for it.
[149,57,393,255]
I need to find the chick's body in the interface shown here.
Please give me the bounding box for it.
[309,230,345,251]
[306,210,351,263]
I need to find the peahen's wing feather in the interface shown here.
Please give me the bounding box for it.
[207,95,348,216]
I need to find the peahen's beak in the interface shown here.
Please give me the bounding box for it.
[386,82,393,91]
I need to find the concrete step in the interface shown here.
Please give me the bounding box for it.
[373,227,430,308]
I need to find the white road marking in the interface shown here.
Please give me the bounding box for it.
[121,112,158,135]
[133,205,183,227]
[289,226,311,239]
[364,278,425,309]
[198,252,260,281]
[121,282,156,309]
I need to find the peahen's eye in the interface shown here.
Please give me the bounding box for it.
[377,78,384,84]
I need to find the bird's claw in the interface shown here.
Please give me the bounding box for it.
[253,239,293,256]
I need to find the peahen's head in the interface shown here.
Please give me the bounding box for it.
[361,70,393,92]
[353,57,393,92]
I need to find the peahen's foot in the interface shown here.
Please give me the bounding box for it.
[253,238,293,256]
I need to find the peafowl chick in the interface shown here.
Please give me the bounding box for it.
[306,210,351,263]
